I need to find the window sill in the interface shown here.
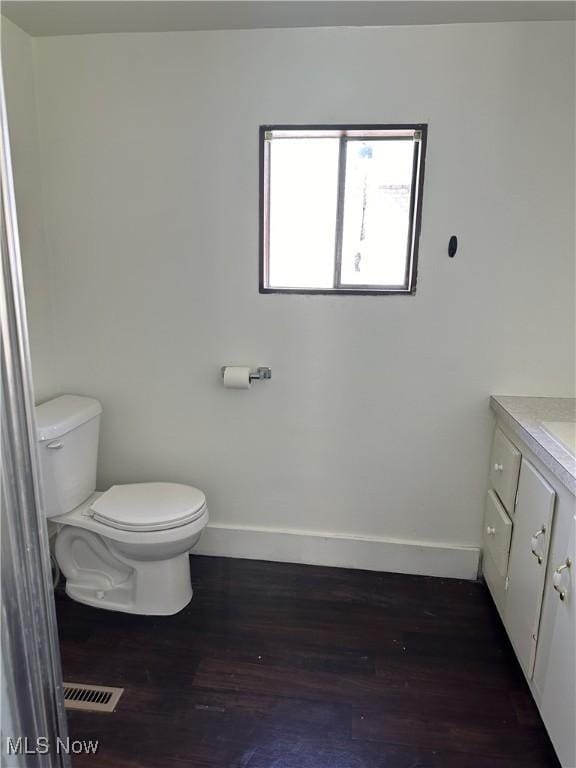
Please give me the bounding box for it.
[259,287,416,296]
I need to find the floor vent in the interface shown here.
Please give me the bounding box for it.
[63,682,124,713]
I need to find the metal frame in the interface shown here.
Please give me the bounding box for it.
[259,124,428,296]
[1,65,70,767]
[332,136,347,290]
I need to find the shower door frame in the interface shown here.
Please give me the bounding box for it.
[1,61,70,767]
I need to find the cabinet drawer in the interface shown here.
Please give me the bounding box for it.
[489,428,521,514]
[483,490,513,577]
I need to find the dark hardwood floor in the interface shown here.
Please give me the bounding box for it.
[55,556,560,768]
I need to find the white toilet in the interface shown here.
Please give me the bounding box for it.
[36,395,208,616]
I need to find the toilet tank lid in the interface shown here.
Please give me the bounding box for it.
[36,395,102,441]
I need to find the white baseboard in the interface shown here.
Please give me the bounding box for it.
[194,523,481,580]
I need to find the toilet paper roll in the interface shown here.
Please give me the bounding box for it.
[223,366,251,389]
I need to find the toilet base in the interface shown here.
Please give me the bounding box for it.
[65,575,193,615]
[66,568,194,616]
[56,525,195,615]
[64,554,193,615]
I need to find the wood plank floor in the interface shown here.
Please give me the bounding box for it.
[55,556,560,768]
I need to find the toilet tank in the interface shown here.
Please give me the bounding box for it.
[35,395,103,518]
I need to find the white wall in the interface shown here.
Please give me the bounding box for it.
[15,22,576,575]
[1,18,57,401]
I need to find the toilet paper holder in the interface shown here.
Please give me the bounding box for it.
[221,366,272,382]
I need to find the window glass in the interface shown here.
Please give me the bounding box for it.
[340,139,414,287]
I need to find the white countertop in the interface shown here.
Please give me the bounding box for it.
[490,396,576,496]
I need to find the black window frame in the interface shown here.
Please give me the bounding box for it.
[259,123,428,296]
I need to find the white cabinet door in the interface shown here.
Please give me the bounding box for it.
[505,459,555,678]
[534,512,575,768]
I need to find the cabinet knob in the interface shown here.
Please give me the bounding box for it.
[486,526,496,536]
[553,558,572,601]
[493,463,504,472]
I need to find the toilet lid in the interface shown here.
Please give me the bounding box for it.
[90,483,207,532]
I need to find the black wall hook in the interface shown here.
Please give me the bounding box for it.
[448,235,458,258]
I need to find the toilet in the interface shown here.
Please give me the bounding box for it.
[36,395,208,615]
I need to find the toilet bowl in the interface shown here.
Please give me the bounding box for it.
[36,395,208,615]
[54,484,208,615]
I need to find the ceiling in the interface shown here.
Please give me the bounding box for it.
[3,0,575,38]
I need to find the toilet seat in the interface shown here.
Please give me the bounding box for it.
[89,482,207,532]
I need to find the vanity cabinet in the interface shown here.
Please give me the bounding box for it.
[483,423,575,768]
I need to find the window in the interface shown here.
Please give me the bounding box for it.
[260,125,427,295]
